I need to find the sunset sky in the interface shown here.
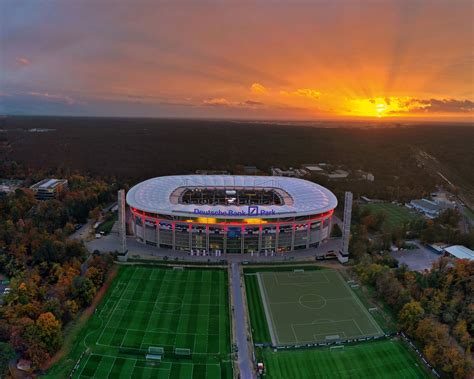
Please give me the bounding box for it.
[1,0,473,120]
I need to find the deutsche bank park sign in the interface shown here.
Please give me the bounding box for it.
[193,205,277,217]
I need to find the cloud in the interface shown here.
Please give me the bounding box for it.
[16,57,30,66]
[349,96,474,117]
[401,98,474,113]
[202,98,234,107]
[250,83,268,94]
[280,88,321,100]
[28,91,76,105]
[242,100,263,106]
[202,98,263,108]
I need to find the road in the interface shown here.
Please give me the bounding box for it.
[231,263,255,379]
[85,232,343,264]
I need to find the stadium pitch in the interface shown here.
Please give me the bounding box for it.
[257,270,383,345]
[49,266,232,379]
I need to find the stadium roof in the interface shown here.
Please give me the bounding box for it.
[444,245,474,261]
[126,175,337,219]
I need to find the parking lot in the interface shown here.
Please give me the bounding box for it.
[390,242,441,271]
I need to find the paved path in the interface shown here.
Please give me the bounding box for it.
[231,263,255,379]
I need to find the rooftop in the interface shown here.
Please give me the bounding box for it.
[126,175,337,219]
[411,198,440,212]
[30,178,67,190]
[444,245,474,261]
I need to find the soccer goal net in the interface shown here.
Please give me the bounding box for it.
[174,348,191,357]
[148,346,164,355]
[145,354,162,364]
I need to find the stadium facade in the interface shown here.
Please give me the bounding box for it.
[126,175,337,254]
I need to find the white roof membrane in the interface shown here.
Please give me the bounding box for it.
[126,175,338,219]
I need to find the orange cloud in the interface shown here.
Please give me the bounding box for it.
[203,97,264,108]
[203,98,234,107]
[250,83,268,94]
[345,96,474,118]
[281,88,322,101]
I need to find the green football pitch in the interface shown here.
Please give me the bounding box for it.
[257,270,383,345]
[48,265,232,379]
[260,339,432,378]
[360,203,421,229]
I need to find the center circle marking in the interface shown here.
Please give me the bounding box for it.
[299,294,327,309]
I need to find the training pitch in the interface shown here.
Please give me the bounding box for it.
[361,203,421,229]
[260,339,431,378]
[257,270,383,345]
[50,266,232,379]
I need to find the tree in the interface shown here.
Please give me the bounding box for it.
[398,301,424,336]
[25,344,50,370]
[85,266,103,288]
[0,342,15,376]
[63,299,79,323]
[453,320,471,351]
[71,276,96,307]
[35,312,62,353]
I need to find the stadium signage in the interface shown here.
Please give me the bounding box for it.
[193,205,277,217]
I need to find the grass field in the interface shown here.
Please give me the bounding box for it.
[361,203,421,229]
[259,339,431,378]
[46,266,232,379]
[244,274,272,344]
[257,270,383,345]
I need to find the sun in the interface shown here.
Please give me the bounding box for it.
[375,103,387,117]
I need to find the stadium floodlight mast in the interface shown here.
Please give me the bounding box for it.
[338,191,353,263]
[118,189,128,261]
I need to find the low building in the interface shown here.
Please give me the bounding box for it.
[0,179,24,193]
[30,178,68,200]
[326,169,349,180]
[302,164,325,174]
[410,198,441,218]
[271,167,307,178]
[443,245,474,261]
[356,170,375,181]
[428,243,449,254]
[243,166,258,175]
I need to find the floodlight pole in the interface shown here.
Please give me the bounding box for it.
[118,189,128,261]
[336,191,352,264]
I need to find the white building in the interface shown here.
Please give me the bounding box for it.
[30,178,68,200]
[444,245,474,261]
[410,199,441,218]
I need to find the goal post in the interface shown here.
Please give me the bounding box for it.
[148,346,164,355]
[174,347,191,358]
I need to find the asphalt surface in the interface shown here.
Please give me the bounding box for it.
[390,241,441,272]
[231,263,255,379]
[85,230,343,264]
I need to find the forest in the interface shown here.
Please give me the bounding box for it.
[0,174,117,374]
[1,117,473,204]
[350,208,474,378]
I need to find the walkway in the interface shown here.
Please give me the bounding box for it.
[231,262,255,379]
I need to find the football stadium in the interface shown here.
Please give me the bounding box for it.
[126,175,337,254]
